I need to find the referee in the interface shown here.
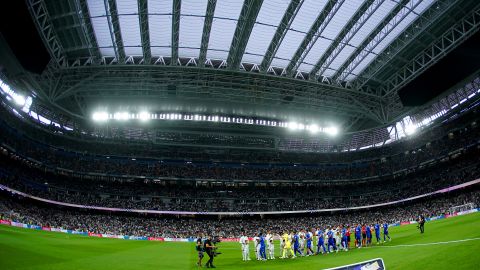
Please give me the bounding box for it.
[204,234,216,268]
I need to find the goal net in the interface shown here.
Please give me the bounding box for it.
[449,202,476,214]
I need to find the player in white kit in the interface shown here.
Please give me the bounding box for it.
[239,231,251,261]
[266,231,275,259]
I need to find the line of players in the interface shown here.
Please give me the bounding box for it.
[239,223,391,261]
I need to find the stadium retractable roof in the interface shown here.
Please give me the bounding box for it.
[8,0,480,133]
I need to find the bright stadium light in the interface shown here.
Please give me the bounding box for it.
[13,94,26,106]
[309,124,319,134]
[405,124,417,135]
[324,126,339,136]
[114,112,130,121]
[138,111,151,121]
[288,122,298,130]
[92,112,108,122]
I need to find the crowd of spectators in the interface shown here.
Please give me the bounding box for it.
[1,143,479,212]
[1,188,478,238]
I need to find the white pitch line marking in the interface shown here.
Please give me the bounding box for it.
[375,237,480,248]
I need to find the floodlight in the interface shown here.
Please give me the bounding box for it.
[405,124,417,135]
[114,112,130,121]
[325,126,339,136]
[13,95,26,106]
[138,111,151,121]
[92,112,108,121]
[288,122,298,130]
[309,124,319,134]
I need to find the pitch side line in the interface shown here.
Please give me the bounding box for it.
[221,238,480,250]
[376,237,480,248]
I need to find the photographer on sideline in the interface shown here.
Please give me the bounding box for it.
[417,215,425,234]
[196,232,204,267]
[204,234,217,268]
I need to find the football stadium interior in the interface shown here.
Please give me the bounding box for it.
[0,0,480,269]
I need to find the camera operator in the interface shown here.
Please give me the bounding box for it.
[417,215,425,234]
[204,234,216,268]
[196,232,204,267]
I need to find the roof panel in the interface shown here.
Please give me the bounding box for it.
[348,0,396,47]
[272,30,306,67]
[87,0,114,56]
[371,10,415,54]
[87,0,106,17]
[289,0,328,32]
[179,16,205,57]
[119,15,143,55]
[242,0,290,64]
[178,0,208,56]
[91,16,115,56]
[272,0,328,67]
[180,48,201,58]
[351,52,376,77]
[116,0,142,56]
[323,45,356,77]
[242,23,277,64]
[148,0,172,56]
[298,36,331,72]
[207,0,243,60]
[270,57,290,68]
[322,0,363,40]
[373,0,434,54]
[297,61,315,73]
[181,0,208,15]
[342,0,434,79]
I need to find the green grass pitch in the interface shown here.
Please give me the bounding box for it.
[1,213,479,270]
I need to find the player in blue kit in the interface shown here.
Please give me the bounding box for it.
[341,225,348,251]
[305,230,314,256]
[374,223,381,244]
[258,233,267,261]
[293,232,303,256]
[316,228,327,255]
[327,227,337,253]
[365,225,372,246]
[355,224,362,248]
[383,223,391,242]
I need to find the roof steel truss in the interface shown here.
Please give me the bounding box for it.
[199,0,217,67]
[138,0,151,64]
[227,0,263,70]
[74,0,102,63]
[331,0,410,83]
[171,0,181,66]
[104,0,125,62]
[382,5,480,98]
[260,0,304,72]
[286,0,344,76]
[27,0,67,67]
[309,0,381,79]
[352,0,460,90]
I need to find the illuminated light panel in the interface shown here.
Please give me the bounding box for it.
[323,126,339,136]
[13,95,25,106]
[89,111,341,136]
[113,112,130,121]
[92,112,109,121]
[404,124,417,135]
[138,111,151,121]
[308,124,319,134]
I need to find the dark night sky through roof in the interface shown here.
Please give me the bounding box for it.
[0,0,50,74]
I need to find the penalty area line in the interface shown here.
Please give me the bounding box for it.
[376,237,480,248]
